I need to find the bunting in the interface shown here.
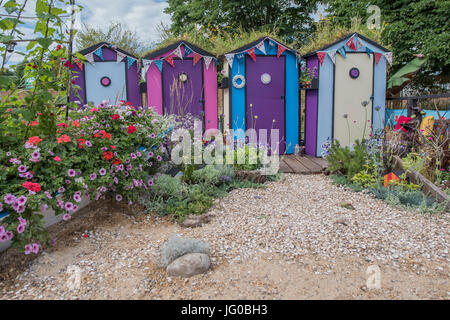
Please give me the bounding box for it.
[225,53,235,69]
[337,46,347,59]
[355,36,364,50]
[184,45,193,58]
[374,52,383,65]
[277,44,286,58]
[193,52,202,66]
[327,50,337,64]
[204,56,213,70]
[246,47,256,62]
[384,52,393,65]
[154,59,163,72]
[365,46,374,58]
[116,51,127,63]
[165,55,175,67]
[94,47,104,61]
[84,52,95,64]
[142,59,152,74]
[255,41,266,55]
[317,52,326,66]
[346,36,356,51]
[76,62,83,70]
[172,46,183,59]
[127,57,136,69]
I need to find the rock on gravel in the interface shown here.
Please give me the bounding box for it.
[166,253,211,277]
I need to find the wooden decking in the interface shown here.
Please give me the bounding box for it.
[279,155,329,174]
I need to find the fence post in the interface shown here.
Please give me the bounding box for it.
[406,97,418,117]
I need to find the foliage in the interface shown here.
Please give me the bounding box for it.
[75,22,151,56]
[297,16,386,56]
[164,0,319,45]
[0,101,171,252]
[191,165,221,185]
[159,234,210,268]
[322,0,450,92]
[151,174,188,200]
[330,174,363,193]
[326,140,367,180]
[351,164,380,188]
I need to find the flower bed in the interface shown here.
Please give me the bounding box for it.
[0,101,174,253]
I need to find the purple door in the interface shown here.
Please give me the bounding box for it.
[246,56,285,154]
[163,58,204,118]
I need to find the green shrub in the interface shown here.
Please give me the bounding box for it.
[330,174,363,192]
[327,140,367,180]
[151,174,188,200]
[191,165,221,185]
[351,165,380,188]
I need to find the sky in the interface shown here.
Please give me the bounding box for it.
[2,0,323,66]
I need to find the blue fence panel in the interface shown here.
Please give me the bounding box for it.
[386,109,450,127]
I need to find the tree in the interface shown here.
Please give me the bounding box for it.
[75,22,150,56]
[164,0,320,44]
[322,0,450,92]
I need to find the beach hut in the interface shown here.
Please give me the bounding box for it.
[142,41,218,130]
[70,42,142,107]
[221,37,300,154]
[302,33,391,157]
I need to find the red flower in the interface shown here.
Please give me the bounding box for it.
[103,151,114,161]
[111,114,120,120]
[72,120,80,128]
[54,156,61,162]
[28,136,42,146]
[112,159,122,165]
[57,135,71,144]
[57,122,68,128]
[56,44,62,51]
[110,145,116,150]
[394,116,412,133]
[63,60,74,69]
[23,182,41,193]
[127,125,137,134]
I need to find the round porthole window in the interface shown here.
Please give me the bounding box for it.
[349,67,360,79]
[178,72,188,83]
[261,73,271,85]
[232,74,246,89]
[100,76,111,87]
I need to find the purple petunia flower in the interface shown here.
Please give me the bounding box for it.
[58,187,66,193]
[24,244,33,255]
[67,169,76,177]
[16,196,27,206]
[114,177,118,184]
[18,217,27,225]
[18,165,27,173]
[149,162,153,167]
[156,155,162,161]
[124,171,129,177]
[15,205,25,214]
[136,152,142,158]
[118,164,124,171]
[127,164,132,171]
[85,141,92,147]
[45,191,53,199]
[90,173,97,181]
[100,186,107,193]
[57,200,64,209]
[99,168,107,176]
[65,202,75,212]
[147,151,154,158]
[74,194,82,203]
[25,172,34,179]
[41,204,48,212]
[73,205,79,211]
[5,231,13,241]
[130,153,137,159]
[31,151,40,160]
[6,152,11,157]
[150,133,156,139]
[17,224,25,234]
[63,214,71,221]
[31,243,40,254]
[116,194,122,202]
[66,180,71,185]
[147,179,154,187]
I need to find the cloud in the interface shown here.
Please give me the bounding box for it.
[78,0,171,44]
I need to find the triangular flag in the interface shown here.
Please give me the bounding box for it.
[193,52,202,66]
[94,47,104,60]
[355,36,364,50]
[317,52,326,65]
[374,52,383,65]
[246,47,256,62]
[337,46,347,59]
[327,50,337,64]
[277,44,286,58]
[255,41,266,55]
[142,60,152,74]
[76,62,83,70]
[346,36,356,51]
[365,46,374,58]
[127,57,136,69]
[172,46,183,59]
[384,52,393,65]
[225,53,235,69]
[85,52,95,64]
[116,51,127,63]
[184,45,193,58]
[154,59,163,72]
[204,56,213,70]
[165,55,175,67]
[235,53,245,60]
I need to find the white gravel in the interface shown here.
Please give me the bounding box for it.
[0,174,448,299]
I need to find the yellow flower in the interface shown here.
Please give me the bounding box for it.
[254,115,258,119]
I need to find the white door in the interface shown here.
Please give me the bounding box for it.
[85,61,127,106]
[334,53,374,147]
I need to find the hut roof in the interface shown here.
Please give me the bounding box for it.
[78,42,139,60]
[143,40,215,60]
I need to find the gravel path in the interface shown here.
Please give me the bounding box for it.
[0,174,449,299]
